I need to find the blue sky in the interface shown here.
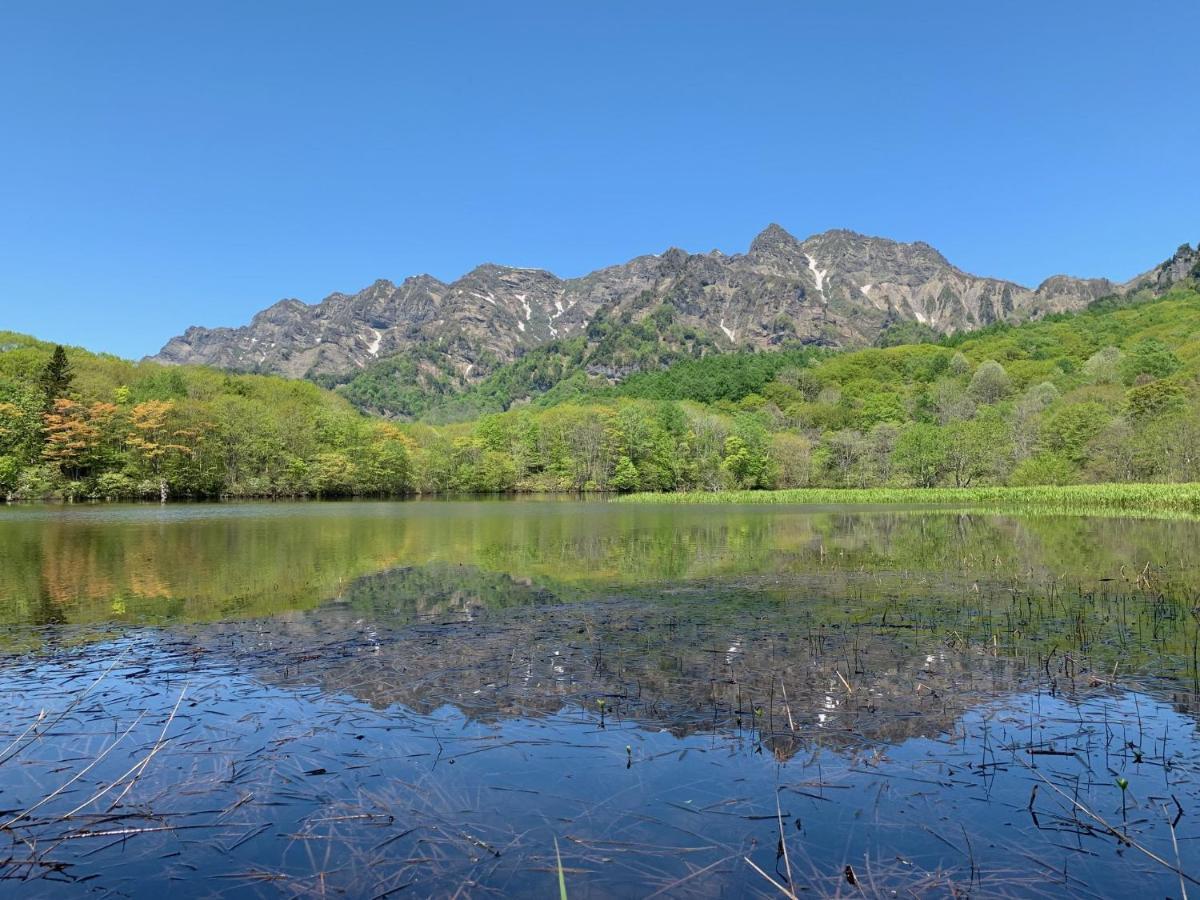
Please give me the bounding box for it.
[1,1,1197,358]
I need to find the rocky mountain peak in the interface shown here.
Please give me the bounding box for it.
[748,222,799,255]
[1126,242,1200,293]
[402,273,447,288]
[746,224,812,278]
[149,226,1193,386]
[744,224,801,262]
[251,298,309,325]
[1035,274,1116,300]
[802,230,952,278]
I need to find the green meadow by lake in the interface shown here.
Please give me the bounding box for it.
[2,499,1199,896]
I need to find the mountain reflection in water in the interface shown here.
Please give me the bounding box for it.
[1,502,1200,896]
[201,575,1032,753]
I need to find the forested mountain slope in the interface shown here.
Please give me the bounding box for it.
[389,282,1200,494]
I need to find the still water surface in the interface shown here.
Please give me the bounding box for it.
[1,500,1198,896]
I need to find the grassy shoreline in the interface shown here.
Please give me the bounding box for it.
[616,482,1200,516]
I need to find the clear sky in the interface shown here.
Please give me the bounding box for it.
[2,1,1197,358]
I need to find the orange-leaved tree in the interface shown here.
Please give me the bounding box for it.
[127,401,193,499]
[42,399,100,478]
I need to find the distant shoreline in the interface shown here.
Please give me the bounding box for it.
[6,482,1200,519]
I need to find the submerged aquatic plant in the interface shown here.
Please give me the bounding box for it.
[554,836,568,900]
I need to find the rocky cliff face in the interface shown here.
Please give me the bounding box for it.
[150,225,1189,380]
[1123,242,1200,295]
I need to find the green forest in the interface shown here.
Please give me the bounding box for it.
[0,335,412,500]
[2,280,1199,500]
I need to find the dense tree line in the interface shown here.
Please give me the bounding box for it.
[2,282,1199,500]
[0,333,414,500]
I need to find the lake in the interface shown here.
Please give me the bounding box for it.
[1,499,1198,897]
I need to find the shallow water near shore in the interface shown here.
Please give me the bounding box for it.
[2,500,1199,896]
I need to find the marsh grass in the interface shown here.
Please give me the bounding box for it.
[617,482,1200,517]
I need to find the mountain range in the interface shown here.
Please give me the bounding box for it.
[151,225,1198,399]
